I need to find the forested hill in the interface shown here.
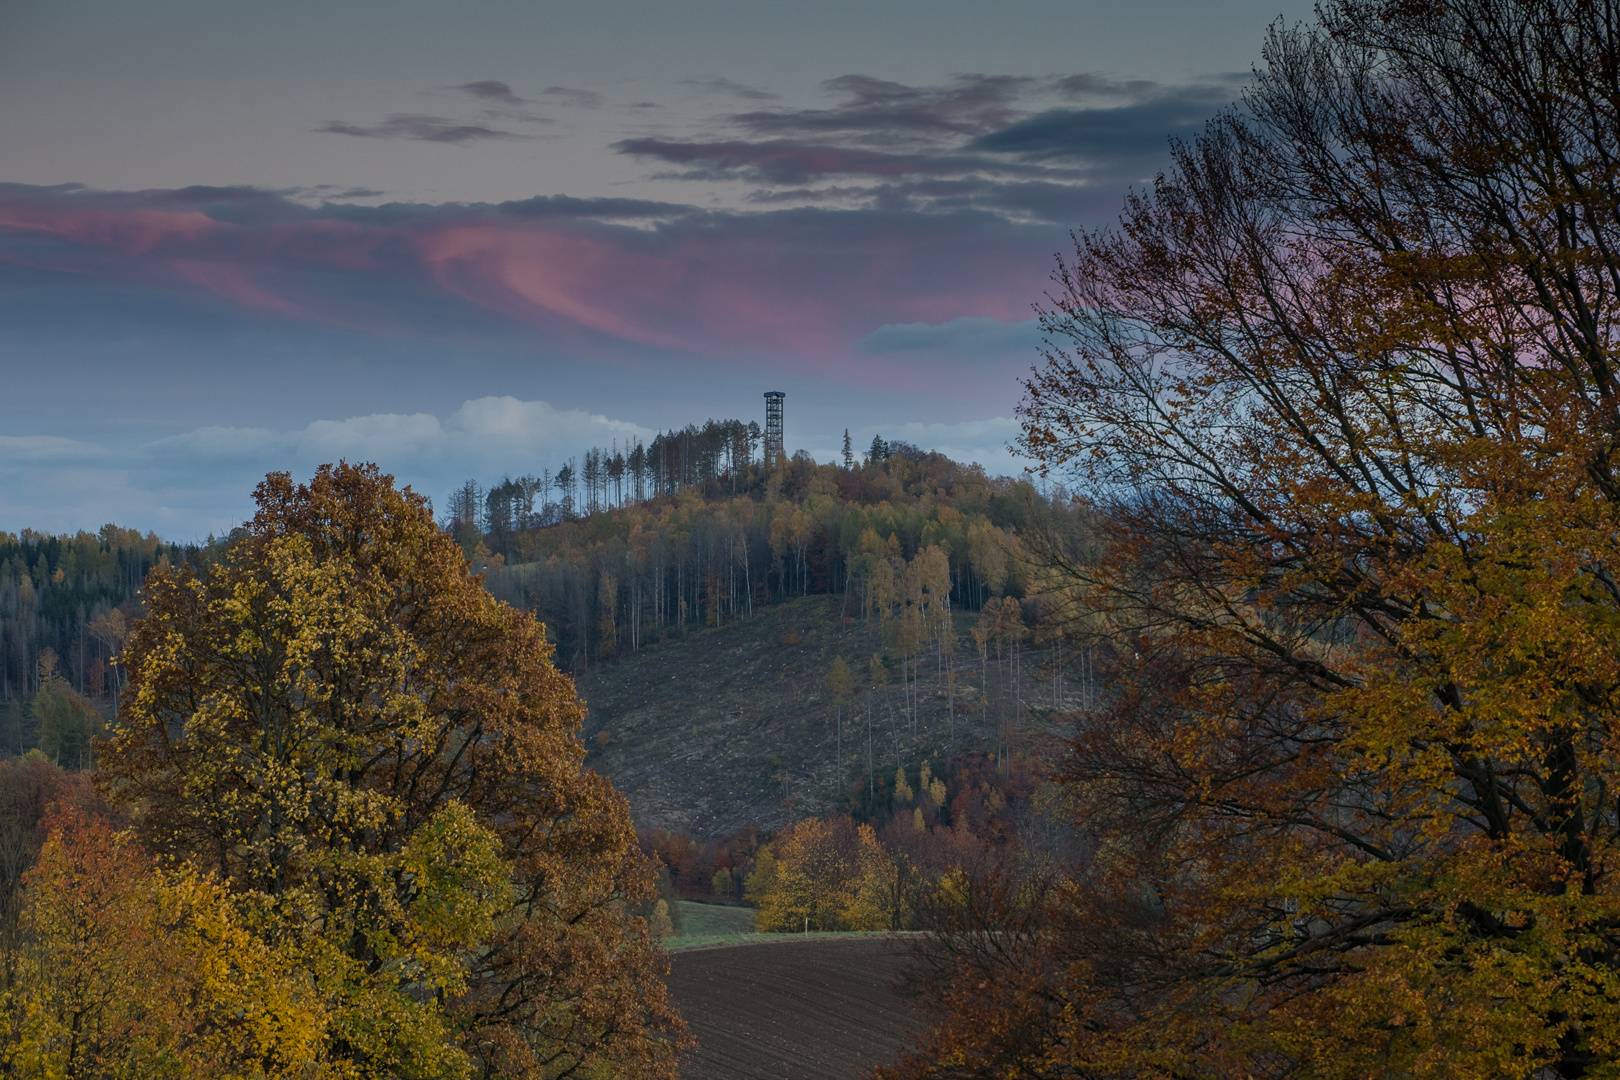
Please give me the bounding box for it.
[461,444,1094,837]
[457,444,1088,678]
[0,528,218,706]
[0,445,1091,776]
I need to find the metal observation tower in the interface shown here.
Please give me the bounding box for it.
[763,391,784,463]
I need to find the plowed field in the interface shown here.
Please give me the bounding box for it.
[666,936,920,1080]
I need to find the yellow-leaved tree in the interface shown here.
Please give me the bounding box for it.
[754,817,859,932]
[753,816,907,932]
[78,463,686,1079]
[884,3,1620,1079]
[845,824,904,932]
[3,805,322,1080]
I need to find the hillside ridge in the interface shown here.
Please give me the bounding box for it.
[575,595,1079,837]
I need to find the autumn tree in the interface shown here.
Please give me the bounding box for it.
[753,815,910,932]
[753,817,861,932]
[892,2,1620,1078]
[3,804,324,1079]
[0,757,84,998]
[742,842,776,906]
[845,823,906,932]
[96,463,686,1080]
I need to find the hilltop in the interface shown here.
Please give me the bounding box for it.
[0,446,1098,845]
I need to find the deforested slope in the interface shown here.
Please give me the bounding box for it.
[574,593,1088,838]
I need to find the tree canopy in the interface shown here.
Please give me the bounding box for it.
[41,463,688,1079]
[890,2,1620,1078]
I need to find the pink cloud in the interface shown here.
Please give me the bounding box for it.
[416,221,964,356]
[168,259,313,320]
[0,201,216,255]
[0,193,396,326]
[417,226,697,349]
[0,185,1056,367]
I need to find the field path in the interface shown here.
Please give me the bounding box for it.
[667,936,920,1080]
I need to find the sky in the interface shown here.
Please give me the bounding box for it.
[0,0,1315,537]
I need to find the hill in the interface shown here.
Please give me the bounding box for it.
[0,448,1097,847]
[461,445,1095,843]
[575,594,1086,838]
[470,445,1087,679]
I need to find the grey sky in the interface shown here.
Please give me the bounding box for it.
[1,0,1309,202]
[0,0,1316,536]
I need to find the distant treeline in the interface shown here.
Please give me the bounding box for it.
[0,527,220,707]
[0,428,1082,718]
[443,419,762,537]
[448,431,1088,675]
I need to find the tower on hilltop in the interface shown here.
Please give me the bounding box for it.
[763,391,784,463]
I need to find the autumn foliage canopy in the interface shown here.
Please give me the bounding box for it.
[887,2,1620,1079]
[1,463,685,1079]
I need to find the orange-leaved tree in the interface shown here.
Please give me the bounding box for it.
[754,815,904,932]
[886,2,1620,1078]
[95,463,686,1079]
[754,816,861,932]
[2,803,322,1079]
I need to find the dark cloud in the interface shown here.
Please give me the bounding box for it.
[458,80,528,105]
[606,72,1251,223]
[1052,73,1166,99]
[496,194,698,220]
[303,184,388,199]
[620,138,974,184]
[317,114,532,144]
[743,184,880,205]
[728,74,1032,144]
[682,76,778,101]
[615,137,1079,187]
[542,86,602,108]
[0,183,320,226]
[970,88,1241,161]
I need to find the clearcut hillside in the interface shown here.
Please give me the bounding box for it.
[574,595,1085,838]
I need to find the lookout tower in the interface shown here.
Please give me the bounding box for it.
[763,391,784,463]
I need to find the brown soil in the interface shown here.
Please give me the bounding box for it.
[666,936,921,1080]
